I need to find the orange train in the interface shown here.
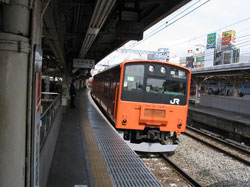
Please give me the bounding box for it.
[91,60,191,152]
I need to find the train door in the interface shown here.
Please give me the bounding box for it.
[112,68,121,120]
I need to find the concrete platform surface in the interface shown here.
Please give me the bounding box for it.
[46,93,91,187]
[189,104,250,125]
[46,89,162,187]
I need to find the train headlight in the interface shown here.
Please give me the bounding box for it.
[122,119,127,125]
[160,67,166,74]
[149,65,155,72]
[177,123,182,129]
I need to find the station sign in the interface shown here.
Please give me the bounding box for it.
[206,33,216,49]
[73,58,95,69]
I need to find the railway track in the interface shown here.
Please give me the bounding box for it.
[160,153,202,187]
[140,153,202,187]
[187,126,250,154]
[185,126,250,166]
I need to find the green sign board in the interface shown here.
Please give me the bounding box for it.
[207,33,216,49]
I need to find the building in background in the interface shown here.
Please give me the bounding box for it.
[169,56,187,66]
[240,54,250,63]
[186,56,194,68]
[147,48,170,61]
[194,44,205,68]
[220,30,239,65]
[185,30,240,69]
[95,48,170,73]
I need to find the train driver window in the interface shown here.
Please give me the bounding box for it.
[123,64,144,91]
[162,80,186,95]
[146,78,186,96]
[146,78,165,94]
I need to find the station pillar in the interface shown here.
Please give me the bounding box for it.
[0,1,31,186]
[195,83,201,104]
[233,82,239,97]
[0,0,42,186]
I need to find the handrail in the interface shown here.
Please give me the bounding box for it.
[41,92,59,95]
[40,93,61,149]
[41,94,60,118]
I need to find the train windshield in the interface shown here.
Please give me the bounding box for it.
[146,68,186,96]
[121,63,189,105]
[123,64,144,92]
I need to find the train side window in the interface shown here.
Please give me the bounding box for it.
[123,65,144,91]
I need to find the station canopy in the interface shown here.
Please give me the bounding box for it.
[41,0,190,78]
[191,63,250,83]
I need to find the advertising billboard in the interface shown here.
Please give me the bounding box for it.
[206,33,216,49]
[222,30,235,47]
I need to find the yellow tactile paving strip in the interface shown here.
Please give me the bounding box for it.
[80,93,113,187]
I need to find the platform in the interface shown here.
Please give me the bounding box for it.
[188,103,250,138]
[47,89,162,187]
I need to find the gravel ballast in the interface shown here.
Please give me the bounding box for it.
[170,135,250,186]
[141,156,192,187]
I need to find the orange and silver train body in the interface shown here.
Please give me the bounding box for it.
[92,60,191,152]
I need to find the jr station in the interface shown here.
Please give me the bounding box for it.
[0,0,250,187]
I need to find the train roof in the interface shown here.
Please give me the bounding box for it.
[121,60,190,71]
[94,60,190,77]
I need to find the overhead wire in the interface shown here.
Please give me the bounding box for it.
[128,0,204,48]
[102,1,250,65]
[128,2,250,61]
[130,0,211,48]
[168,17,250,49]
[169,31,250,58]
[144,0,203,37]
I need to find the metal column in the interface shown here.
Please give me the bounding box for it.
[0,0,31,186]
[233,82,239,97]
[195,83,201,104]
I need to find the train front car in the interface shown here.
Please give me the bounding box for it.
[117,60,191,152]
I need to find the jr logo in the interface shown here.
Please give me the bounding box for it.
[170,98,180,105]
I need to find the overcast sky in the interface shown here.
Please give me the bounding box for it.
[98,0,250,66]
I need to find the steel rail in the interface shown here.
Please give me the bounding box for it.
[160,153,202,187]
[187,126,250,155]
[184,131,250,166]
